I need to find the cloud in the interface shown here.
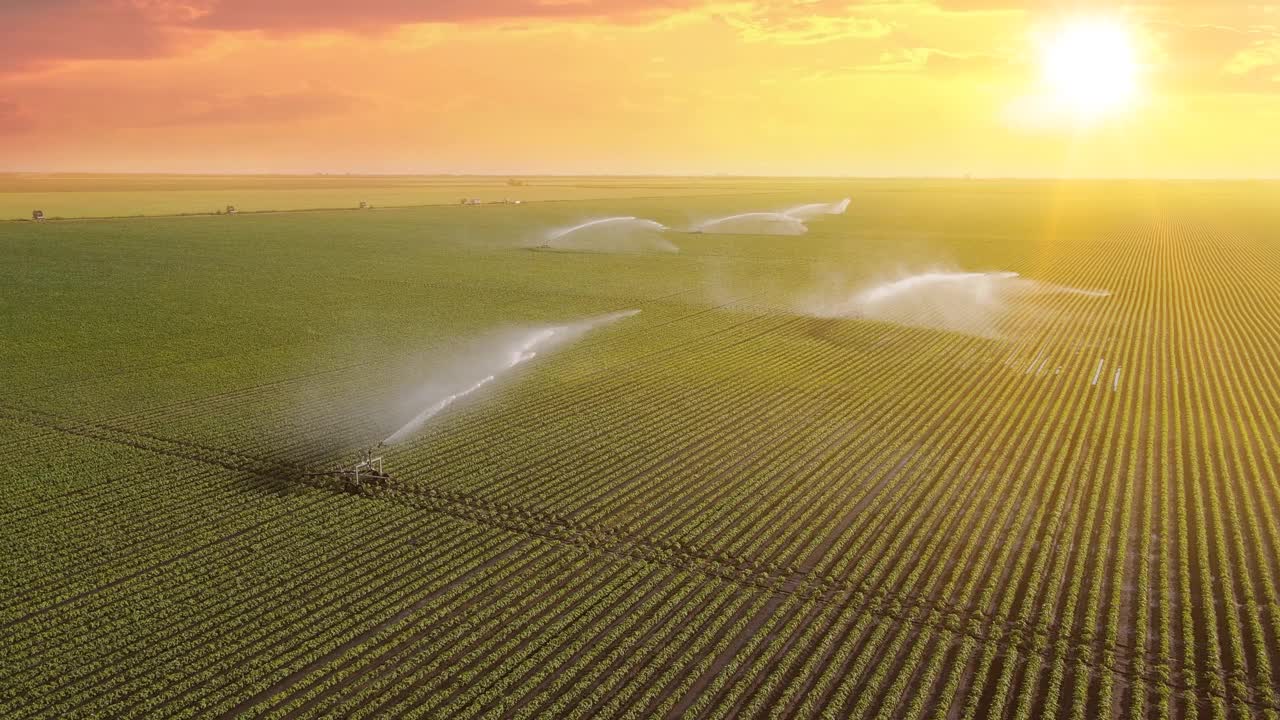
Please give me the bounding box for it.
[925,0,1272,11]
[922,0,1024,11]
[715,2,894,44]
[1153,20,1279,62]
[0,0,700,70]
[858,47,1010,74]
[0,1,193,71]
[795,46,1011,80]
[8,0,1271,72]
[188,0,697,31]
[1226,40,1280,74]
[1150,20,1280,94]
[730,16,893,45]
[1223,40,1280,91]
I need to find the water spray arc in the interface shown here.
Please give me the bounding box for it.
[691,197,850,235]
[539,217,676,253]
[383,329,555,444]
[782,197,852,221]
[383,310,640,445]
[546,217,667,242]
[855,271,1020,306]
[802,270,1110,339]
[692,212,809,236]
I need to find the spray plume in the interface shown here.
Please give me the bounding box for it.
[540,217,677,253]
[383,310,639,444]
[803,270,1109,338]
[783,198,851,221]
[693,212,809,236]
[692,198,850,235]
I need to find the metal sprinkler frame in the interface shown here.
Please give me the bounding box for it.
[305,446,391,494]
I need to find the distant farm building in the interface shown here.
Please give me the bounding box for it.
[359,201,370,209]
[460,198,482,205]
[32,210,45,222]
[225,205,238,215]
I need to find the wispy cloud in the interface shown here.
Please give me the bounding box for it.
[717,4,894,45]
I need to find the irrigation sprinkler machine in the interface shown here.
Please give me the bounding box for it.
[305,446,392,494]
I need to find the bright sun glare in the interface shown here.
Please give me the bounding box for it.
[1039,18,1140,123]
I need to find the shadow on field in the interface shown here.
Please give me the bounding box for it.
[220,440,368,500]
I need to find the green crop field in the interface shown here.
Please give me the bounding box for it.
[2,178,1279,719]
[0,174,832,221]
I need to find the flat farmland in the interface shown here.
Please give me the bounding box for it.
[2,179,1279,719]
[0,174,835,220]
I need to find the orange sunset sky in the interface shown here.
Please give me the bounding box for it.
[1,1,1278,177]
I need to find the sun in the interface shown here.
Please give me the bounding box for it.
[1039,18,1140,123]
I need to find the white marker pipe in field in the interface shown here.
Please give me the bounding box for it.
[1092,359,1105,386]
[1114,368,1122,392]
[1026,347,1044,375]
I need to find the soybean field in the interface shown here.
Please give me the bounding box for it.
[2,178,1279,719]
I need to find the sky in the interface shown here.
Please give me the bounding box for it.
[1,1,1278,177]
